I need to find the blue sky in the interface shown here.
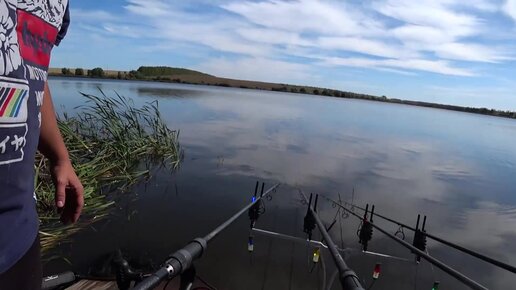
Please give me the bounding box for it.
[53,0,516,110]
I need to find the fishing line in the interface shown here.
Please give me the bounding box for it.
[413,261,419,290]
[260,204,278,290]
[366,280,376,290]
[426,249,436,280]
[320,250,327,290]
[326,269,339,290]
[164,278,173,290]
[195,275,218,290]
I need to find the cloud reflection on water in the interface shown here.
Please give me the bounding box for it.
[48,78,516,289]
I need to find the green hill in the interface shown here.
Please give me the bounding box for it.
[136,66,212,77]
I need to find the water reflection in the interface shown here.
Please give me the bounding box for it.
[137,87,205,98]
[45,77,516,289]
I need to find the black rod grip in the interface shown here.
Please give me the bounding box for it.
[133,268,170,290]
[42,271,75,290]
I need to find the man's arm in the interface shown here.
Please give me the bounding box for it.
[39,82,84,224]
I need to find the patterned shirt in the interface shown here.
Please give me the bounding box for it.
[0,0,69,273]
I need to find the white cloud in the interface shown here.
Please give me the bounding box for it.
[391,25,456,44]
[320,57,475,76]
[317,36,419,59]
[235,28,311,47]
[196,57,312,84]
[70,9,118,22]
[373,0,481,33]
[223,0,384,37]
[504,0,516,20]
[433,42,511,62]
[124,0,170,17]
[220,0,514,73]
[71,0,516,83]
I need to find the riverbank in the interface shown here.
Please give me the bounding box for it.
[49,66,516,120]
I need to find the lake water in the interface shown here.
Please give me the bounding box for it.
[44,77,516,289]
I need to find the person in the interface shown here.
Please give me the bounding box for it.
[0,1,83,289]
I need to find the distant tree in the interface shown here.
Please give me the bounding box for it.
[322,89,331,96]
[87,70,92,77]
[75,68,84,76]
[299,87,307,94]
[90,67,105,77]
[128,70,144,79]
[313,89,320,95]
[61,68,71,75]
[290,88,298,93]
[117,71,123,79]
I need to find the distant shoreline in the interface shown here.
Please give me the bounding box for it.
[49,67,516,120]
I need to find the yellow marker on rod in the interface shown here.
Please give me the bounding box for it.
[312,247,320,263]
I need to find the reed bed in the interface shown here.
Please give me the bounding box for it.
[36,91,181,255]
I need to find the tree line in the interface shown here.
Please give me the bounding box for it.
[56,66,516,120]
[60,67,147,80]
[61,67,105,77]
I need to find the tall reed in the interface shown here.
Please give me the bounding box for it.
[36,91,181,254]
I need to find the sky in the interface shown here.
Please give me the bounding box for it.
[53,0,516,110]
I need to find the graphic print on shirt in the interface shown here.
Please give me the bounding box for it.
[0,0,22,75]
[0,0,67,166]
[0,75,28,165]
[1,1,27,165]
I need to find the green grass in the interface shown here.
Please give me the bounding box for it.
[36,91,182,255]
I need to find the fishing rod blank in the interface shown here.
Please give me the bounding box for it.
[332,200,488,290]
[133,183,280,290]
[299,191,364,290]
[322,194,516,275]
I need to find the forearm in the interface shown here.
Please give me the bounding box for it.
[38,82,69,164]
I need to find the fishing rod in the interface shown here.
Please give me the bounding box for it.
[299,191,364,290]
[322,196,488,290]
[132,182,280,290]
[321,194,516,275]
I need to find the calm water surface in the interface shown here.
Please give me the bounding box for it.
[44,77,516,289]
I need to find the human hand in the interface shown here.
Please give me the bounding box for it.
[50,160,84,224]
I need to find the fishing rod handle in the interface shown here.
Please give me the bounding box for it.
[133,267,171,290]
[133,238,207,290]
[42,271,76,290]
[340,270,365,290]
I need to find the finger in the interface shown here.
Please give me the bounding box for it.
[55,178,67,209]
[70,179,84,223]
[61,188,76,224]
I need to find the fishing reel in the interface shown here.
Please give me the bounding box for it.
[358,204,374,252]
[248,181,266,229]
[412,214,428,262]
[248,181,268,254]
[303,193,317,240]
[113,250,145,290]
[114,250,212,290]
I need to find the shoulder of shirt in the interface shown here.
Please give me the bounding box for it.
[17,0,69,29]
